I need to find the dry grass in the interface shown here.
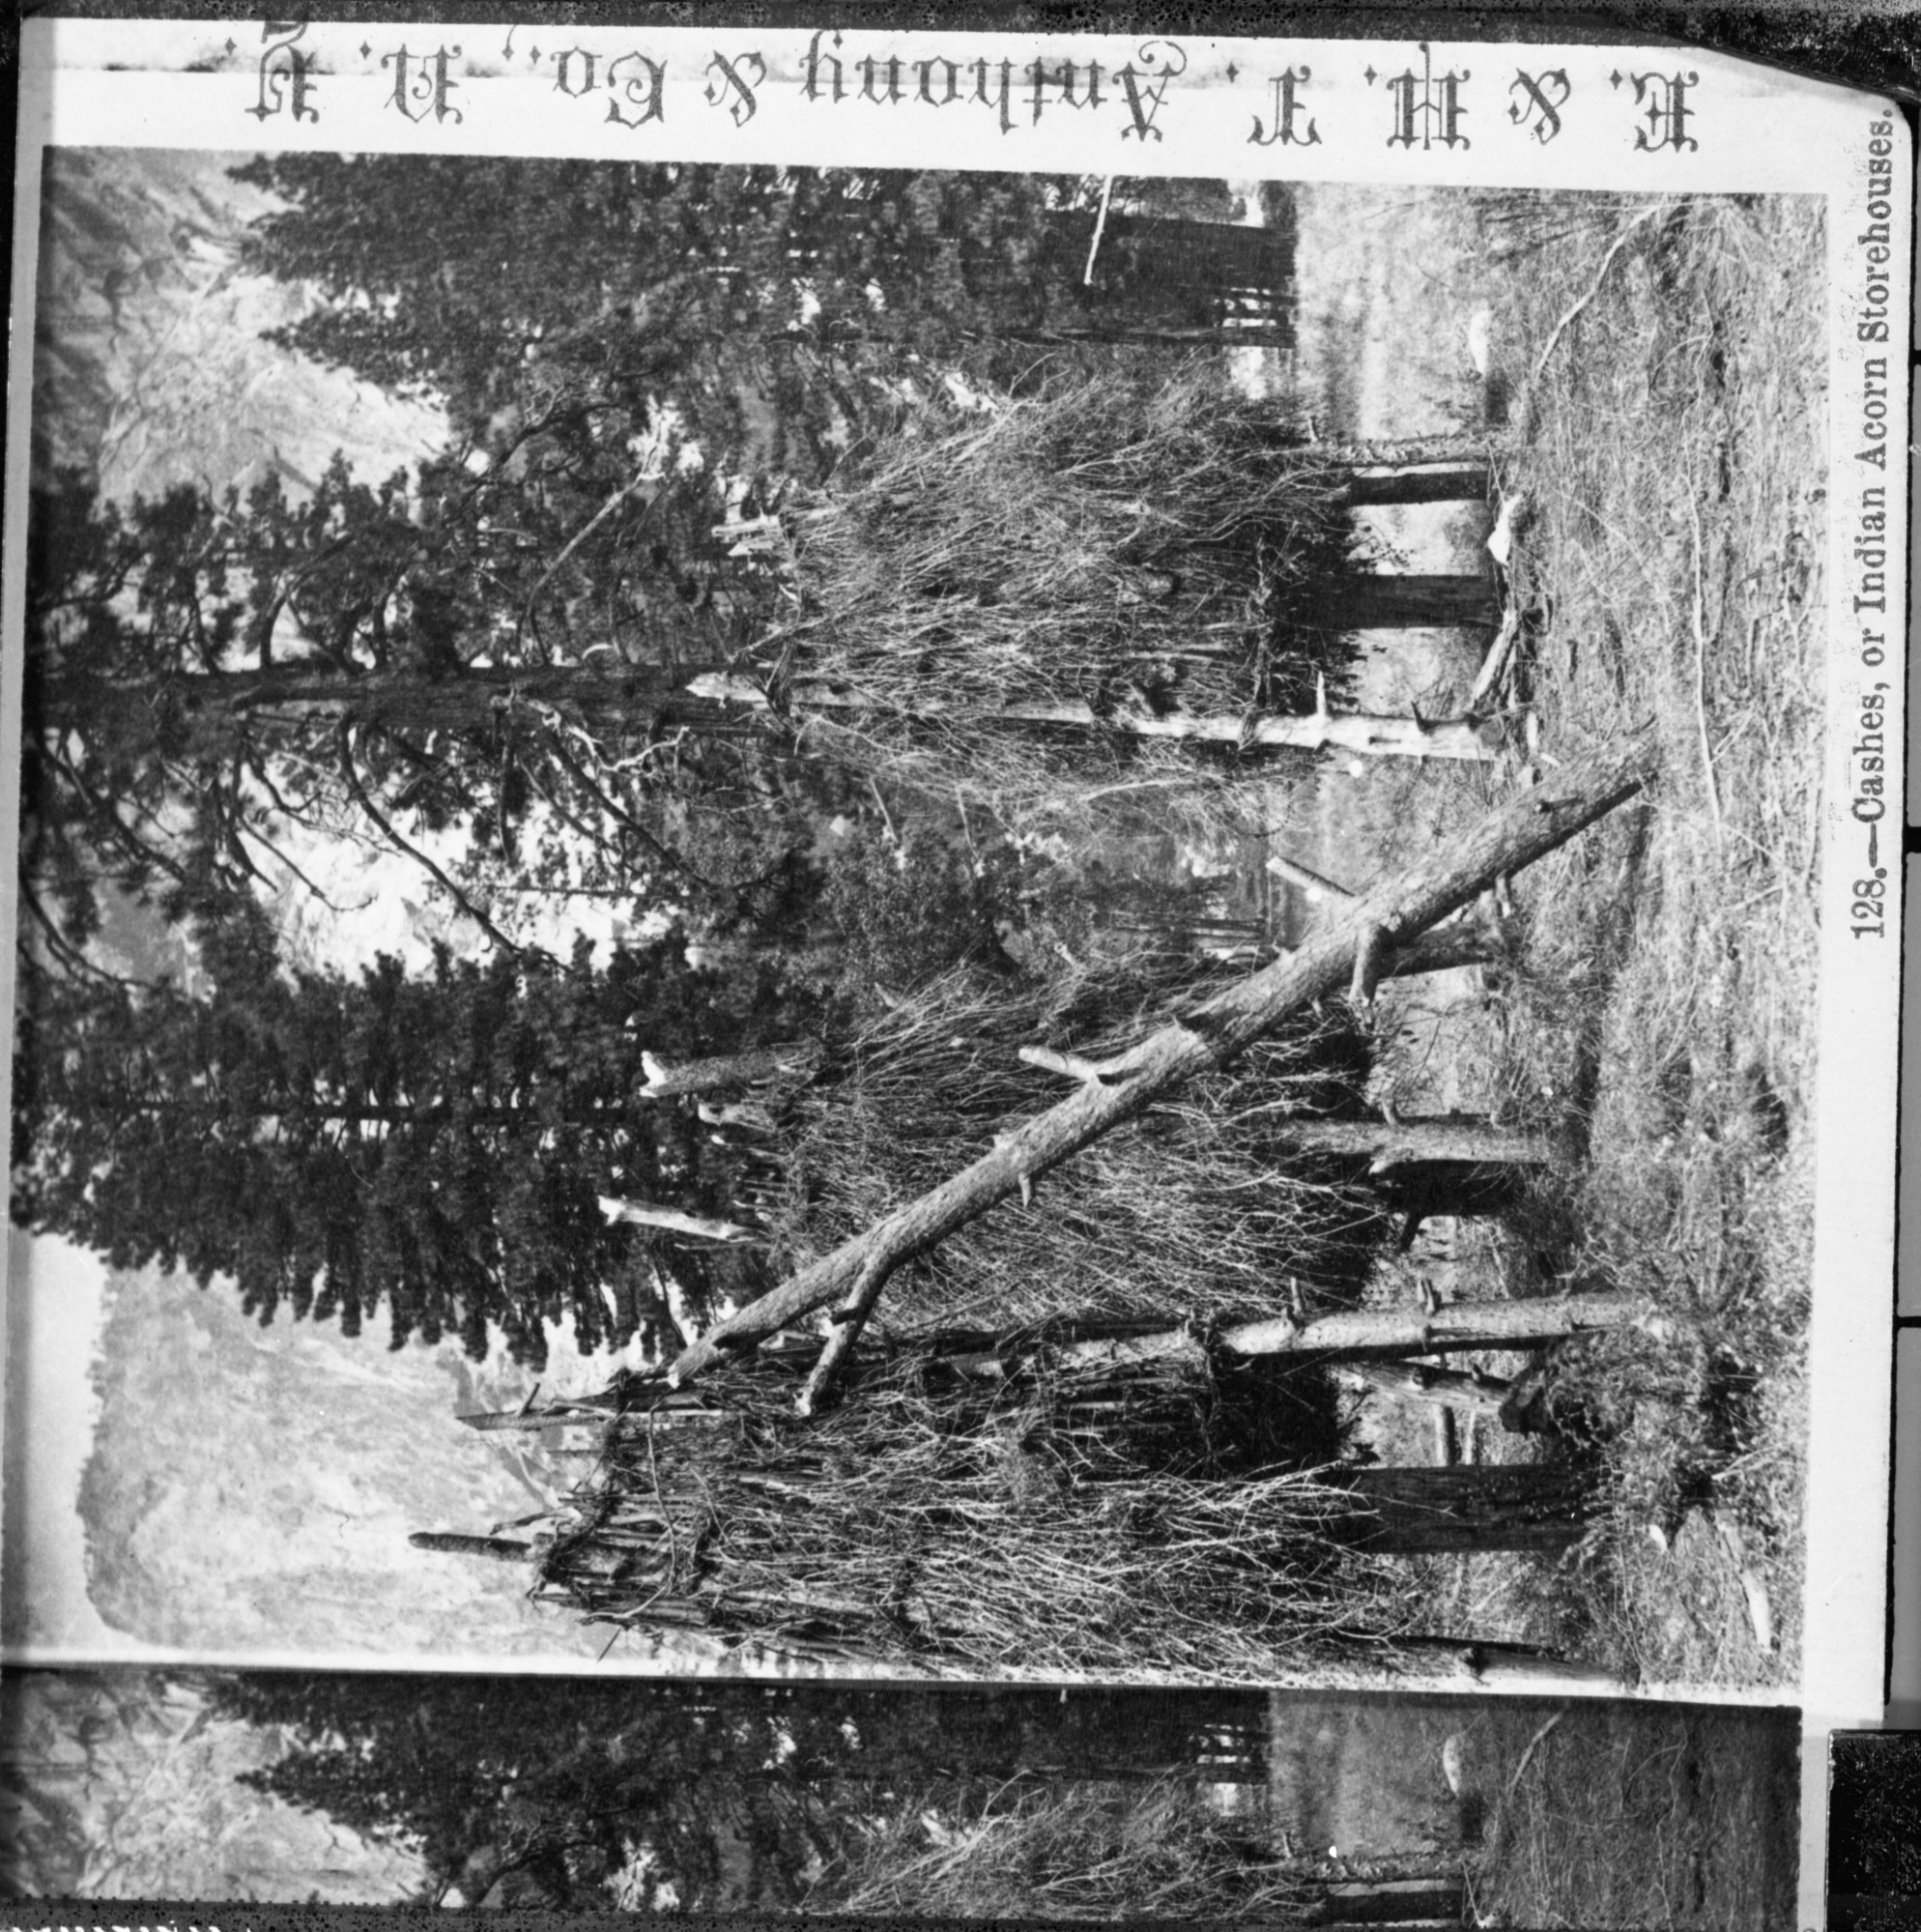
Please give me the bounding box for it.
[1352,192,1824,1689]
[789,360,1344,707]
[533,1355,1414,1684]
[810,1774,1316,1922]
[765,958,1381,1338]
[1469,1700,1799,1929]
[756,361,1352,822]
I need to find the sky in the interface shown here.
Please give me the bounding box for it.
[0,1231,144,1658]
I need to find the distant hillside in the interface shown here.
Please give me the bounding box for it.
[74,1262,874,1672]
[78,1264,619,1661]
[0,1668,423,1901]
[33,146,441,503]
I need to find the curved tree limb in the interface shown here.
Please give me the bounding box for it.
[665,732,1657,1388]
[335,721,545,961]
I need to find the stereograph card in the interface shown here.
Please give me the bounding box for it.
[0,12,1907,1927]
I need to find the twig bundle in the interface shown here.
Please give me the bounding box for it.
[534,1351,1406,1681]
[764,363,1351,785]
[767,958,1383,1335]
[811,1774,1320,1921]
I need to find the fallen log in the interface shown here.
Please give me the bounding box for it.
[666,732,1657,1392]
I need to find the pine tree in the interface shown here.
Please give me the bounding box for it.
[21,458,807,957]
[205,1670,1268,1910]
[12,922,800,1363]
[228,159,1111,475]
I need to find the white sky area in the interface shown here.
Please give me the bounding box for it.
[0,1221,675,1668]
[0,1232,144,1658]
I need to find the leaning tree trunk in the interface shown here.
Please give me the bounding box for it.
[666,732,1656,1392]
[1340,1463,1597,1555]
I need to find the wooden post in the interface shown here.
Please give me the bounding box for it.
[457,1403,609,1433]
[1341,1463,1595,1554]
[1305,573,1503,631]
[1337,1361,1511,1418]
[1036,1288,1657,1379]
[1338,465,1490,509]
[410,1531,532,1564]
[686,673,1500,764]
[637,1041,823,1097]
[597,1197,763,1244]
[1267,1639,1621,1692]
[1318,1879,1467,1924]
[665,732,1656,1390]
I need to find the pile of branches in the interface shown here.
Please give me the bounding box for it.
[761,956,1383,1336]
[533,1345,1406,1682]
[809,1773,1321,1921]
[759,361,1353,797]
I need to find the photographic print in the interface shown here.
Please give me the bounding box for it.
[0,18,1906,1928]
[1,1667,1801,1921]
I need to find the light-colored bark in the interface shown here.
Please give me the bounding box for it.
[1309,434,1514,472]
[1266,852,1351,901]
[638,1041,821,1098]
[686,673,1499,763]
[1265,853,1503,975]
[597,1196,762,1244]
[664,733,1657,1389]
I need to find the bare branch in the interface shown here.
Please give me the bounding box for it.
[335,721,546,961]
[665,732,1657,1388]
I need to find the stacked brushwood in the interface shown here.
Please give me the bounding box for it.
[762,957,1383,1338]
[759,360,1354,801]
[809,1773,1323,1921]
[531,1342,1407,1682]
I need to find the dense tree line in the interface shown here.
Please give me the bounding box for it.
[16,158,1498,1374]
[12,906,816,1359]
[208,1669,1267,1911]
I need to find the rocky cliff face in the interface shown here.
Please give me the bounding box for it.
[33,145,441,503]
